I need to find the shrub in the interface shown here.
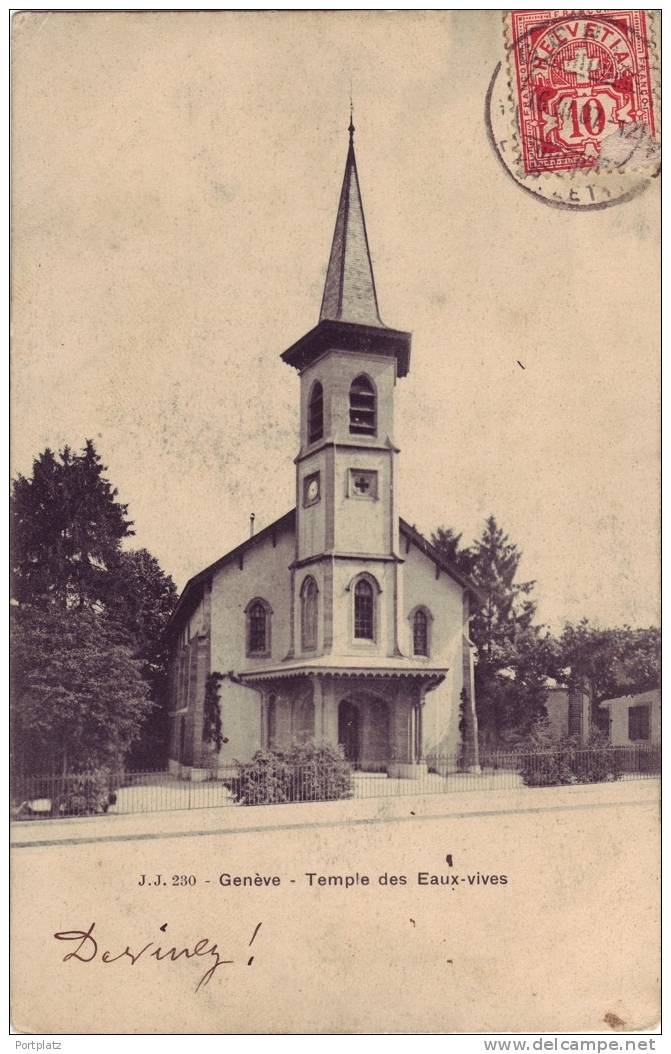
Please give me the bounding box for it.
[519,724,622,788]
[283,742,354,802]
[520,747,575,787]
[570,736,622,784]
[233,750,293,805]
[52,771,115,816]
[234,742,353,806]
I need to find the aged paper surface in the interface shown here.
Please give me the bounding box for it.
[11,11,660,1035]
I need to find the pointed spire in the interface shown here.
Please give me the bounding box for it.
[319,117,384,328]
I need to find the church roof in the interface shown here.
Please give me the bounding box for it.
[280,318,411,377]
[167,509,296,634]
[319,119,383,328]
[168,509,479,635]
[238,658,449,683]
[398,518,481,598]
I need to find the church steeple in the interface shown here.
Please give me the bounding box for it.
[281,120,414,662]
[319,118,384,328]
[281,124,411,379]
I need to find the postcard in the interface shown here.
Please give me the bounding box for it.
[10,10,660,1035]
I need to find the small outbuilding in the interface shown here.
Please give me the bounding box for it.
[599,688,661,747]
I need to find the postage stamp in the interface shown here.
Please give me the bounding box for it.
[488,10,660,210]
[510,10,656,175]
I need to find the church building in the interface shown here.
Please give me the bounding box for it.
[166,121,479,781]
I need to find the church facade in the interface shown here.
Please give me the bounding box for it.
[166,123,479,780]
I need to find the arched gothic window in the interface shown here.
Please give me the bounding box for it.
[354,578,375,640]
[249,603,266,651]
[413,609,429,656]
[300,576,319,651]
[308,381,324,444]
[246,598,272,657]
[349,375,376,436]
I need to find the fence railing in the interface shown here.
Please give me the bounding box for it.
[11,744,660,822]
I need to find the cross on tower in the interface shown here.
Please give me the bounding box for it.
[564,47,600,84]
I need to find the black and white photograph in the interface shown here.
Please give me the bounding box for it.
[10,9,661,1037]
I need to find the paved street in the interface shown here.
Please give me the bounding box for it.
[11,780,660,1034]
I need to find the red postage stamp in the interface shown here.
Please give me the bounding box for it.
[509,10,656,175]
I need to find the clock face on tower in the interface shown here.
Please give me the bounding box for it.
[304,472,320,506]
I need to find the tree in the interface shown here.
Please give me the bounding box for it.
[469,516,537,666]
[467,636,559,746]
[557,620,660,710]
[11,603,152,777]
[433,515,555,744]
[431,527,474,576]
[105,549,178,768]
[10,440,133,609]
[433,515,660,747]
[466,516,546,742]
[10,440,177,774]
[615,626,661,691]
[106,548,177,693]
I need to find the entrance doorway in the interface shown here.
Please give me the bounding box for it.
[338,699,361,762]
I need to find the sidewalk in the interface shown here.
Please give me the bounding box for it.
[11,775,659,848]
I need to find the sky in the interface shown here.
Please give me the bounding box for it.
[11,11,660,632]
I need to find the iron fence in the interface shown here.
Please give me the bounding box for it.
[11,744,660,822]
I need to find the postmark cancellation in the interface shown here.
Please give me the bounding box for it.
[489,10,660,209]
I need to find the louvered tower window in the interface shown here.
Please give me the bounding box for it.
[349,375,376,436]
[308,381,324,443]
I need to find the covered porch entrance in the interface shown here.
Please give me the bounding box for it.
[242,666,446,778]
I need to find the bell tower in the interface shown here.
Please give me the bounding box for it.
[281,118,412,659]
